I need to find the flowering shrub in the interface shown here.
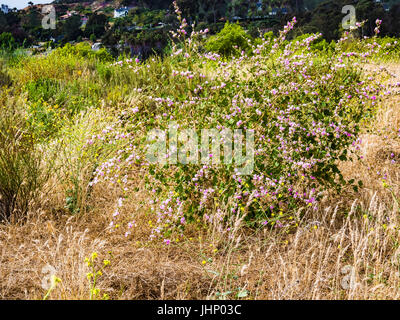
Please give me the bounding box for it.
[88,6,398,244]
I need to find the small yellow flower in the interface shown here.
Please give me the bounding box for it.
[103,259,110,266]
[202,260,206,265]
[91,288,100,295]
[51,275,61,286]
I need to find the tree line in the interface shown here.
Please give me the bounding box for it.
[0,0,399,52]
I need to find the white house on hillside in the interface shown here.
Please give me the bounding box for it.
[1,4,9,14]
[114,7,129,18]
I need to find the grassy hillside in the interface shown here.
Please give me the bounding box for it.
[0,11,399,299]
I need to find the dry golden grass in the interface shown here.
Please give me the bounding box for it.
[0,62,399,300]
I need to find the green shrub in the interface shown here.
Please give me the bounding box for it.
[0,60,11,87]
[53,42,113,63]
[263,31,274,41]
[205,22,252,56]
[0,32,16,50]
[53,109,122,214]
[26,78,60,103]
[24,77,102,140]
[0,92,47,221]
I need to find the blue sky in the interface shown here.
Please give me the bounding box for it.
[1,0,50,9]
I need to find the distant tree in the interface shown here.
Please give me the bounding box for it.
[232,0,250,18]
[21,5,41,30]
[119,0,133,6]
[0,32,16,49]
[299,0,346,41]
[62,15,83,42]
[101,29,118,47]
[204,0,226,23]
[286,0,305,12]
[248,0,258,17]
[0,13,7,32]
[176,0,199,20]
[356,0,386,36]
[85,13,108,38]
[303,0,320,10]
[387,3,400,37]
